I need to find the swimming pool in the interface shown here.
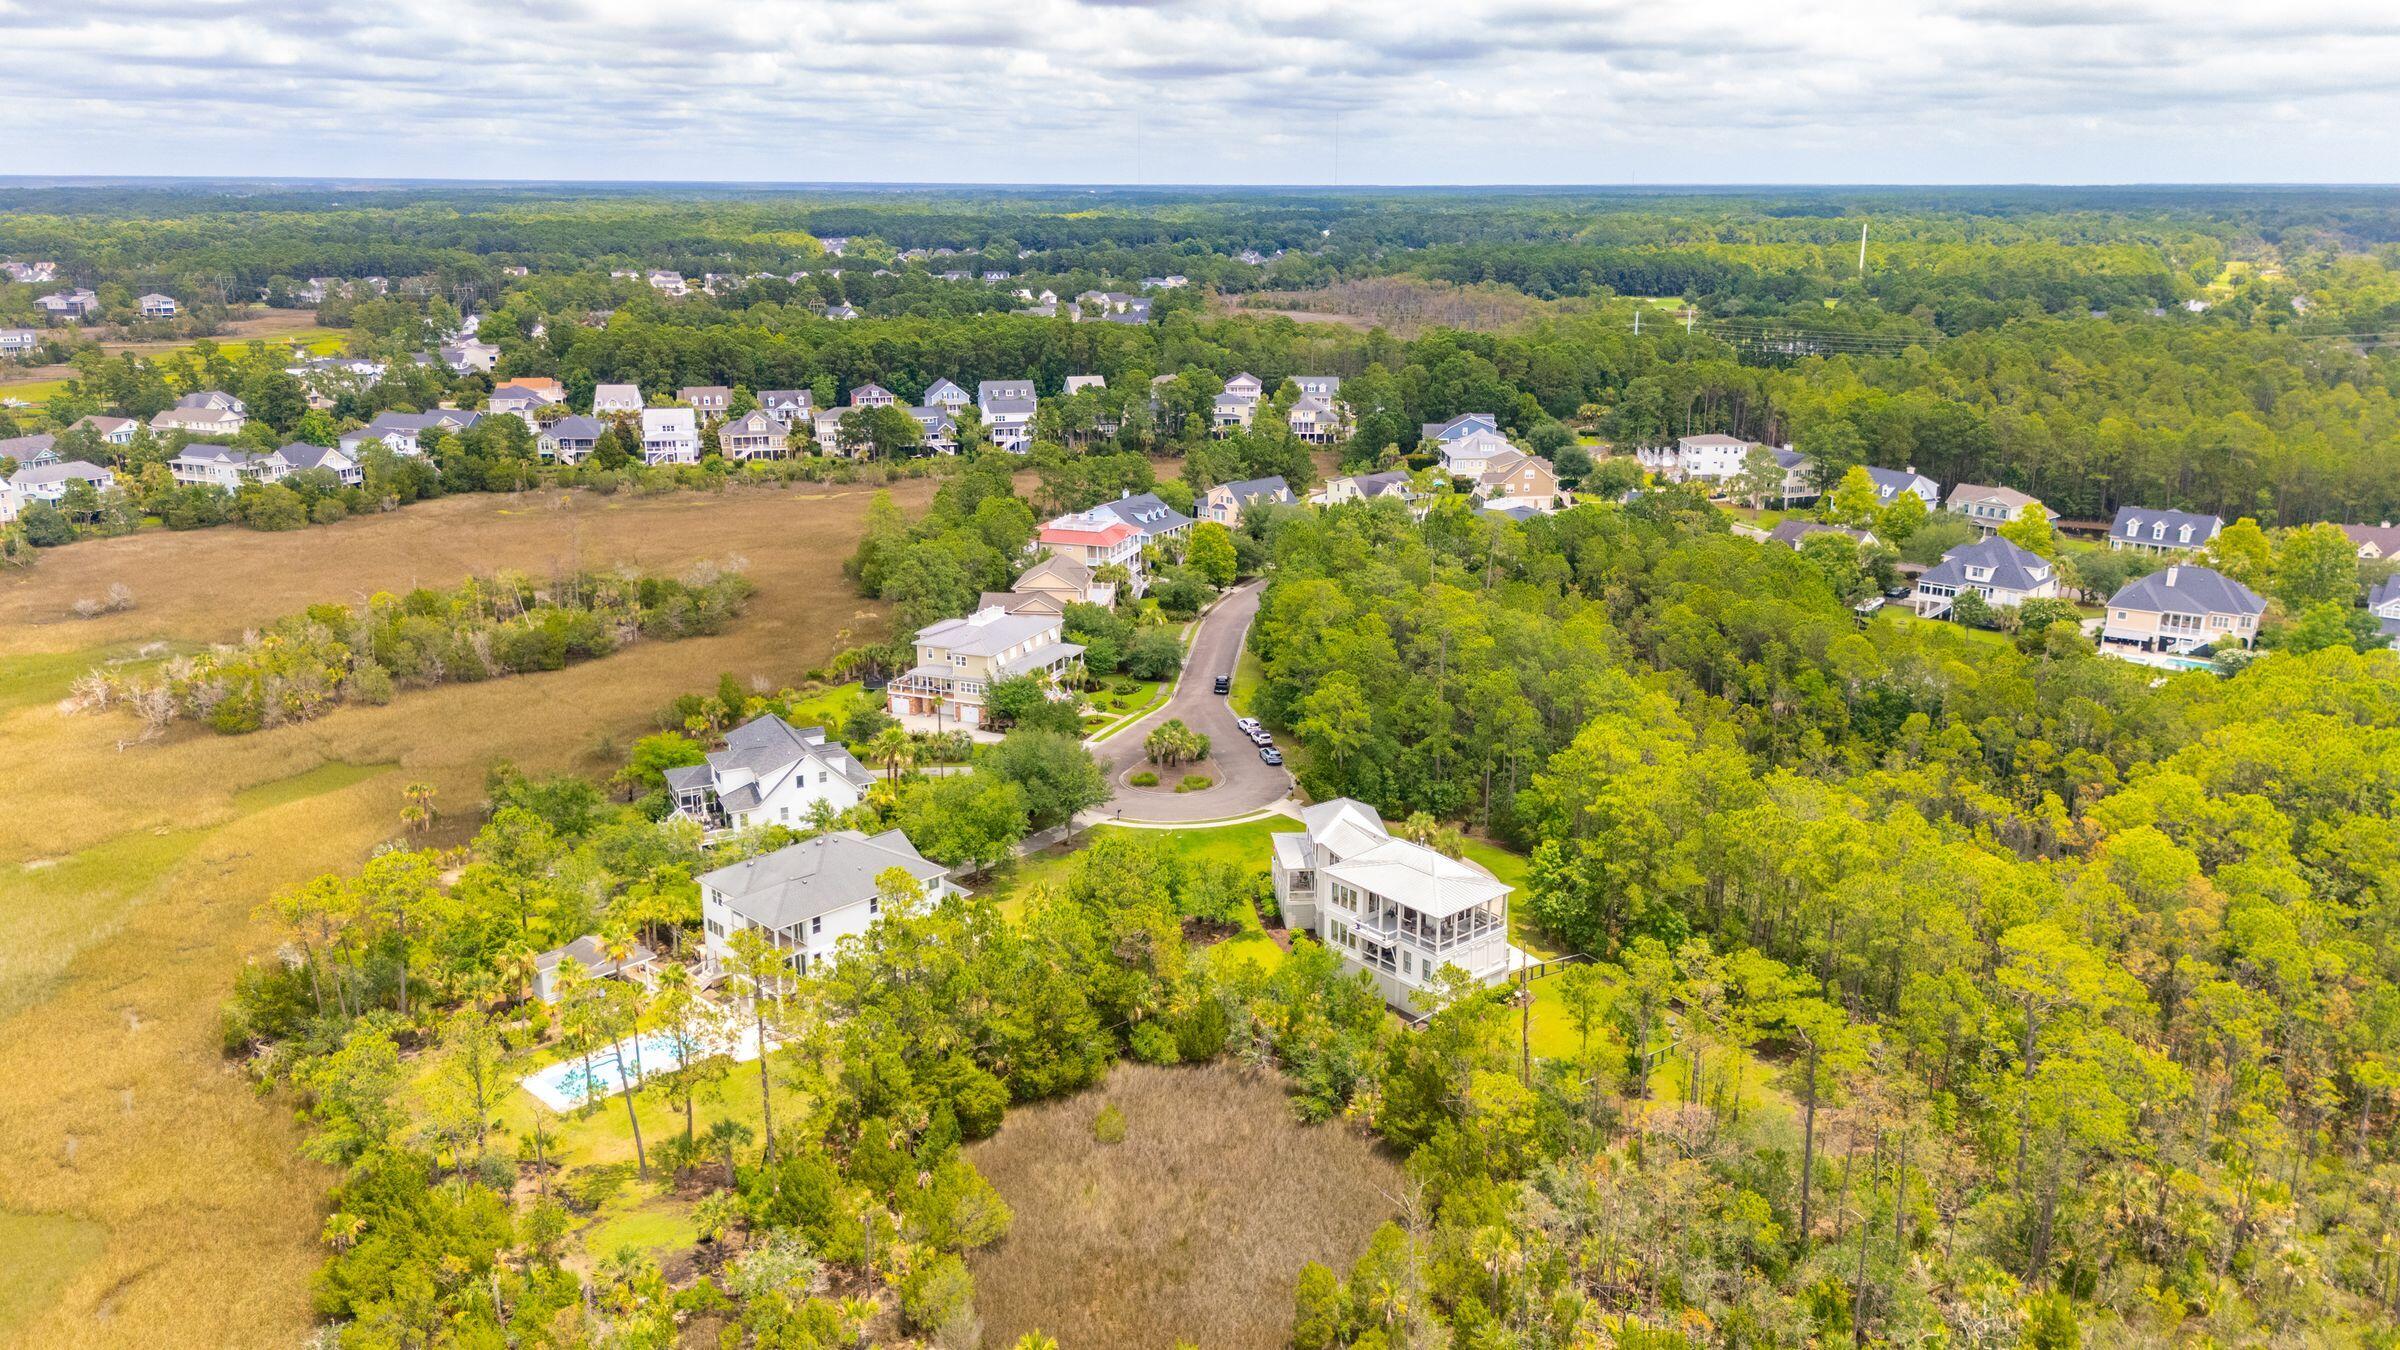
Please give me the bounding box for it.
[519,1024,764,1112]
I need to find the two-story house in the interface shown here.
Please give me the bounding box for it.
[148,406,247,439]
[138,293,179,318]
[679,386,733,418]
[1420,412,1500,445]
[592,382,644,415]
[258,442,363,486]
[1637,433,1756,484]
[698,829,956,980]
[2107,506,2223,554]
[978,379,1037,451]
[1472,451,1563,513]
[759,389,813,426]
[9,460,116,504]
[340,409,481,455]
[640,407,700,464]
[2101,565,2265,654]
[886,607,1084,731]
[1312,471,1427,515]
[1437,429,1522,479]
[717,409,787,460]
[848,382,898,409]
[1908,536,2059,617]
[1947,484,2052,535]
[1864,466,1940,509]
[169,444,262,489]
[1199,476,1293,524]
[1288,394,1346,444]
[921,378,971,408]
[664,714,874,840]
[2371,575,2400,646]
[1270,799,1518,1008]
[975,553,1118,616]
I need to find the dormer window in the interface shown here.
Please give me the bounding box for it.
[2125,517,2141,536]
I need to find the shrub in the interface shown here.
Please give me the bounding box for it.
[1176,774,1213,793]
[1128,771,1159,787]
[1092,1103,1129,1143]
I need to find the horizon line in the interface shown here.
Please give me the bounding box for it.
[4,175,2400,194]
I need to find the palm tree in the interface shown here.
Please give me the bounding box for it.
[399,780,437,835]
[864,726,917,784]
[704,1116,754,1188]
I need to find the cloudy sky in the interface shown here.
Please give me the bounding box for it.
[3,0,2397,184]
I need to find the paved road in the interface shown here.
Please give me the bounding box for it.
[1089,577,1295,823]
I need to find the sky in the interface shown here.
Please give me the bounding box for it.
[3,0,2398,185]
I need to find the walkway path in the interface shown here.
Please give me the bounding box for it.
[1086,577,1294,823]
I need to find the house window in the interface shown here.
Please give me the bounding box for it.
[868,895,880,916]
[811,916,823,936]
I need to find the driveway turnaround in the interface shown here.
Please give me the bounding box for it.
[1088,577,1294,823]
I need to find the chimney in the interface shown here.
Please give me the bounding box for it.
[2165,565,2180,587]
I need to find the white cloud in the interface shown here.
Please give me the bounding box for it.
[1,0,2396,182]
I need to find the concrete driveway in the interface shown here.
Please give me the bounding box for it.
[1088,577,1295,823]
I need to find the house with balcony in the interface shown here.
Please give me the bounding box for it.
[0,328,41,356]
[887,607,1083,732]
[258,442,363,486]
[1907,536,2059,617]
[922,378,970,408]
[169,444,263,489]
[2371,576,2400,646]
[1636,433,1757,485]
[1288,394,1346,444]
[139,293,179,318]
[640,407,699,464]
[539,415,604,462]
[978,379,1037,451]
[2101,564,2264,654]
[848,382,898,409]
[2107,506,2223,554]
[10,459,116,504]
[717,409,787,460]
[1437,429,1522,479]
[1035,492,1190,591]
[698,829,956,980]
[665,714,874,840]
[1270,799,1520,1008]
[1947,484,2052,535]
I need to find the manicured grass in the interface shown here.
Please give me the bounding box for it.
[1204,928,1286,975]
[485,1034,814,1175]
[1227,644,1267,718]
[979,818,1289,926]
[1081,676,1168,740]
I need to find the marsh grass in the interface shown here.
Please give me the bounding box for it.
[0,482,932,1345]
[967,1061,1403,1349]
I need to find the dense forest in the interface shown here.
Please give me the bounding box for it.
[12,184,2400,529]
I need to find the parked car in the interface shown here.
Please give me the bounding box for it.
[1884,583,1912,599]
[1260,746,1284,766]
[1236,716,1260,733]
[1213,675,1231,695]
[1249,729,1273,746]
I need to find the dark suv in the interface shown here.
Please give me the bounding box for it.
[1213,675,1231,695]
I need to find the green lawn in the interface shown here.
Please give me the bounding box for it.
[1081,677,1168,741]
[1228,645,1267,719]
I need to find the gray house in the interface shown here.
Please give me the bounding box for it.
[699,829,956,979]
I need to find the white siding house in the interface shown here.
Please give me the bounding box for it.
[698,829,957,979]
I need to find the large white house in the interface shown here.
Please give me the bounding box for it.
[1907,536,2059,617]
[698,829,957,979]
[887,607,1083,731]
[1270,799,1519,1008]
[665,714,875,840]
[1637,433,1764,485]
[640,407,700,464]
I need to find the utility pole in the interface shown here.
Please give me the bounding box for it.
[1858,221,1868,277]
[1633,306,1640,336]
